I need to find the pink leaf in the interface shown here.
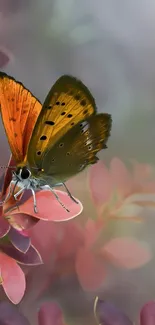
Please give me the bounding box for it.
[38,302,65,325]
[1,244,42,265]
[102,237,152,269]
[0,217,10,237]
[76,247,106,290]
[5,213,39,231]
[8,227,31,253]
[0,252,26,304]
[10,190,83,221]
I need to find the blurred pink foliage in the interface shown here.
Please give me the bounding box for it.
[26,158,154,295]
[89,157,155,220]
[0,298,155,325]
[0,156,83,303]
[94,297,155,325]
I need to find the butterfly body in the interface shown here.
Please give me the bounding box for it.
[0,72,112,212]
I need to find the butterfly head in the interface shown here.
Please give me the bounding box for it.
[15,166,32,181]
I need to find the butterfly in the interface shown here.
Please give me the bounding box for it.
[0,72,112,213]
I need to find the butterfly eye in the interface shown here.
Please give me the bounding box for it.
[66,152,70,156]
[56,101,60,105]
[61,102,65,106]
[67,114,72,118]
[61,112,66,116]
[21,167,31,179]
[59,143,64,148]
[37,151,41,155]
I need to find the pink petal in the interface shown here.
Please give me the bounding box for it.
[89,161,112,207]
[0,252,25,304]
[0,216,10,237]
[140,301,155,325]
[8,227,31,253]
[102,238,152,269]
[0,301,30,324]
[38,302,65,325]
[10,190,83,221]
[75,247,106,290]
[110,158,133,197]
[0,244,42,265]
[5,212,39,231]
[94,297,133,325]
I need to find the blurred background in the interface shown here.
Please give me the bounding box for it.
[0,0,155,324]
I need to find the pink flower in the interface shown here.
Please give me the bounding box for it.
[0,155,83,304]
[89,157,155,220]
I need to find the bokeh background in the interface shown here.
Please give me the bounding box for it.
[0,0,155,324]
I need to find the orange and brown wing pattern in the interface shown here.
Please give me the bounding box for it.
[27,75,97,168]
[0,72,42,165]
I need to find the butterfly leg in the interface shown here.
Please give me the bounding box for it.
[0,180,14,205]
[14,187,25,200]
[30,188,38,213]
[12,180,19,198]
[62,182,79,204]
[41,185,70,212]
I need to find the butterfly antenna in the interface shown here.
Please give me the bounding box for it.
[0,166,16,169]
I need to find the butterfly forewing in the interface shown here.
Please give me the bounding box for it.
[27,75,97,169]
[0,72,42,164]
[39,113,112,184]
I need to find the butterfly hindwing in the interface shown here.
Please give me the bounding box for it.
[27,75,97,168]
[38,113,112,184]
[0,72,42,165]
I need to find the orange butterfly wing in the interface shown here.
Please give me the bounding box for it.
[0,72,42,165]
